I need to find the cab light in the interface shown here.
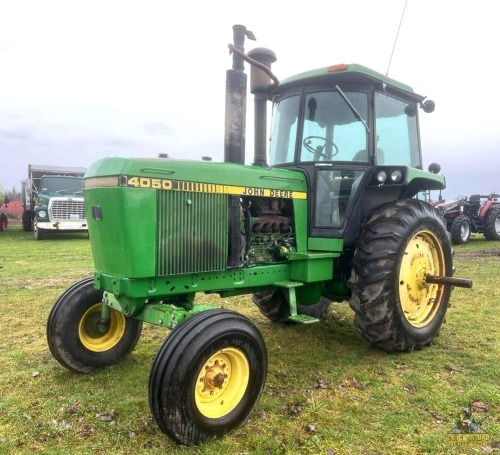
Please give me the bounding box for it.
[390,169,403,182]
[328,64,348,72]
[376,171,387,184]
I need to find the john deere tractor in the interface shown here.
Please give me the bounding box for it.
[47,25,472,445]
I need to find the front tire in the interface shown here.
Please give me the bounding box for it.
[47,277,143,373]
[34,222,46,240]
[450,215,471,244]
[148,309,267,446]
[484,207,500,240]
[348,199,453,352]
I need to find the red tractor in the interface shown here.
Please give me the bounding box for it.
[433,192,500,244]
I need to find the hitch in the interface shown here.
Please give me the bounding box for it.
[425,274,473,289]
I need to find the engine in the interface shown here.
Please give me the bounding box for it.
[241,196,295,265]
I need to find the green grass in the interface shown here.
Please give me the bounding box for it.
[0,228,498,454]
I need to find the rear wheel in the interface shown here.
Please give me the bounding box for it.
[47,277,143,373]
[22,211,32,231]
[252,287,331,322]
[484,207,500,240]
[450,215,471,244]
[148,309,267,446]
[348,199,453,352]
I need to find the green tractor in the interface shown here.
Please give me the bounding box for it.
[47,25,472,445]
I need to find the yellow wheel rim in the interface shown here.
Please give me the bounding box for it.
[399,230,445,328]
[195,347,249,419]
[79,304,126,352]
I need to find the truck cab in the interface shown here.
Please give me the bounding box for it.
[33,175,87,239]
[21,164,88,239]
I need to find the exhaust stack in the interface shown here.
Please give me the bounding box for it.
[224,25,255,164]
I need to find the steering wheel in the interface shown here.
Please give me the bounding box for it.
[303,136,339,160]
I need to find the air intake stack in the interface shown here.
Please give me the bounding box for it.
[247,47,277,167]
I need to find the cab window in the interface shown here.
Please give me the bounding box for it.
[375,92,421,168]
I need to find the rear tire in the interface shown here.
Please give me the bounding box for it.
[252,288,291,322]
[22,211,32,232]
[450,215,471,244]
[148,309,267,446]
[47,277,143,373]
[484,207,500,240]
[348,199,453,352]
[252,287,331,322]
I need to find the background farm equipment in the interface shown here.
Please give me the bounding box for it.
[47,25,472,446]
[433,192,500,244]
[21,164,88,240]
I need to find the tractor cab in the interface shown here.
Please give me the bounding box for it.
[266,64,441,247]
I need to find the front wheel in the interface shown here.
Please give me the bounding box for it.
[34,222,46,240]
[47,277,143,373]
[148,309,267,446]
[484,207,500,240]
[348,199,453,352]
[450,214,471,244]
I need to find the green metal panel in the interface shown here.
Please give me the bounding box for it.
[157,190,228,275]
[308,237,343,252]
[406,167,446,190]
[84,157,308,193]
[292,199,308,253]
[288,252,337,282]
[84,187,156,277]
[94,263,292,299]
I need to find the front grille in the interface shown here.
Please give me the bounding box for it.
[157,190,228,276]
[50,198,86,221]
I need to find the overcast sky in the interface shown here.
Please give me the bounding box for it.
[1,0,498,199]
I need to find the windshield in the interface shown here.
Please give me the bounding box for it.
[269,90,369,165]
[39,177,84,194]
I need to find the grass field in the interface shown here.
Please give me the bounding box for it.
[0,226,498,454]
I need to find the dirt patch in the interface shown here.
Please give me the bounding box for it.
[455,248,500,259]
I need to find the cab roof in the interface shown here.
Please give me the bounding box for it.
[276,63,425,103]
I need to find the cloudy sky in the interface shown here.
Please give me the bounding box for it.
[1,0,498,199]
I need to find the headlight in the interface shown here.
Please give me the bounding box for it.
[38,210,47,218]
[376,171,387,184]
[390,169,403,182]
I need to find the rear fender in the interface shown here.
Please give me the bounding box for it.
[479,201,494,218]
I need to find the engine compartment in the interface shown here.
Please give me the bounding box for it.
[240,196,296,265]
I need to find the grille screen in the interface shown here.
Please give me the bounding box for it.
[50,200,86,220]
[157,191,228,276]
